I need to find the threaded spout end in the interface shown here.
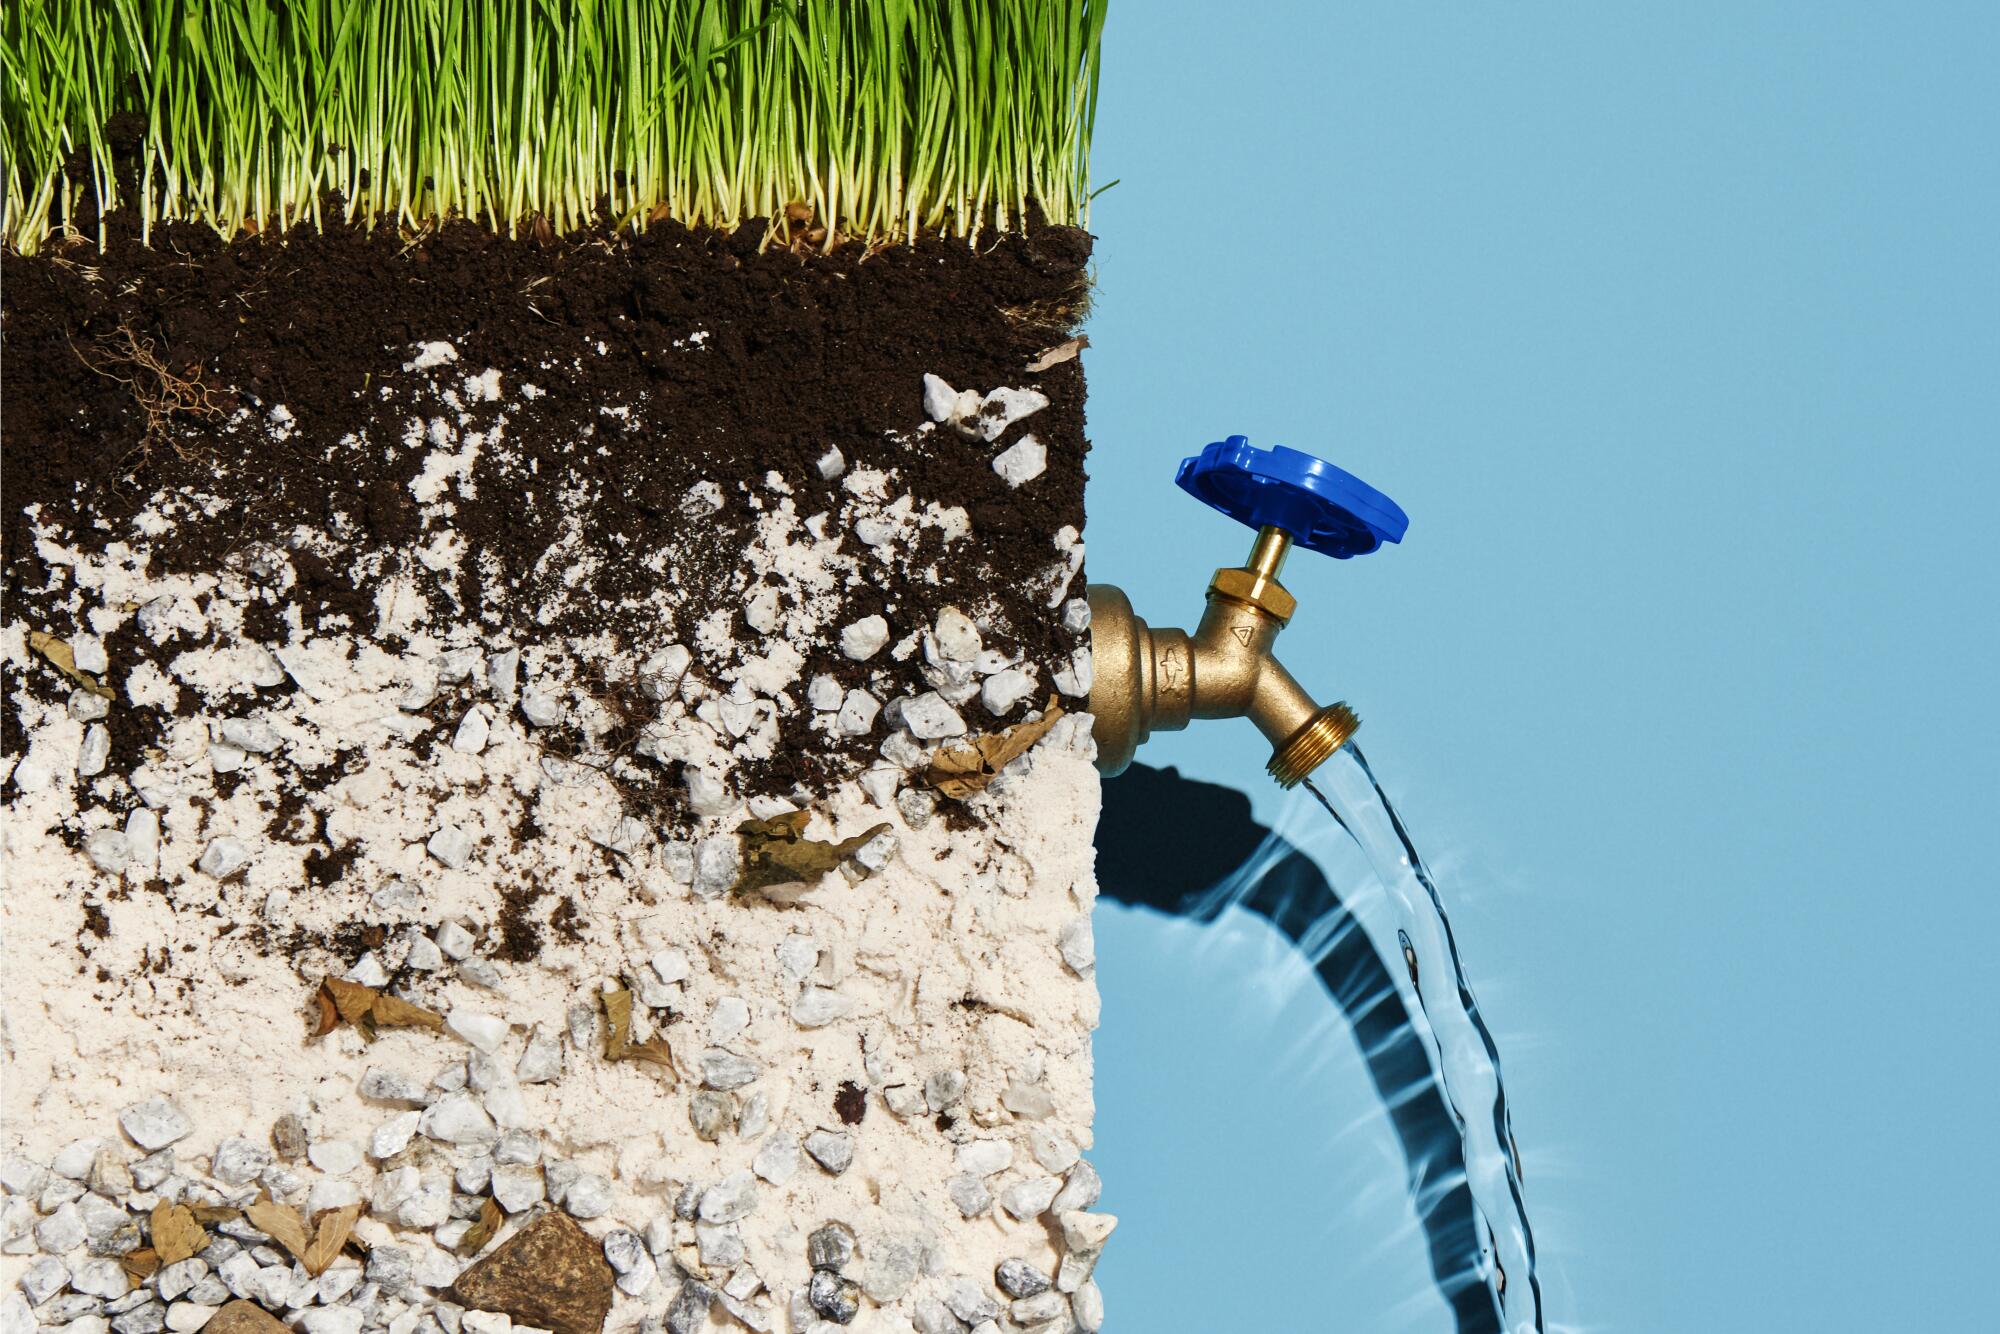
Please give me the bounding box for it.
[1267,702,1360,788]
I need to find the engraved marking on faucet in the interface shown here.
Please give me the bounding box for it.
[1159,642,1187,697]
[1231,623,1254,647]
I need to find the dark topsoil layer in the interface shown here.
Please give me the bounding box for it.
[1,212,1090,806]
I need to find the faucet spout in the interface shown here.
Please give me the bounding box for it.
[1087,525,1359,787]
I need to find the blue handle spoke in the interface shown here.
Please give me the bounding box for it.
[1175,435,1408,560]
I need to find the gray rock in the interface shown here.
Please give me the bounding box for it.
[103,1291,151,1316]
[36,1203,85,1254]
[698,1050,760,1090]
[923,1070,966,1113]
[0,1157,48,1198]
[86,1154,132,1200]
[39,1295,103,1324]
[601,1231,647,1275]
[514,1026,563,1085]
[791,988,852,1029]
[358,1069,428,1105]
[418,1094,496,1147]
[1071,1280,1104,1332]
[911,1300,967,1334]
[562,1174,613,1220]
[21,1256,69,1305]
[693,1224,742,1271]
[806,1271,859,1325]
[208,1141,270,1187]
[109,1300,166,1334]
[998,1176,1060,1221]
[943,1280,1001,1326]
[455,1157,492,1196]
[860,1236,922,1304]
[363,1246,411,1292]
[2,1295,37,1334]
[118,1101,193,1151]
[488,1166,543,1214]
[946,1175,991,1219]
[129,1151,174,1193]
[490,1131,538,1167]
[735,1092,769,1140]
[270,1116,308,1164]
[806,1223,856,1272]
[692,837,741,901]
[954,1141,1011,1178]
[1049,1159,1101,1216]
[696,1172,758,1225]
[994,1261,1049,1300]
[803,1132,853,1176]
[750,1134,799,1187]
[688,1092,734,1143]
[182,1279,228,1308]
[155,1261,207,1302]
[664,1281,715,1334]
[1010,1292,1065,1326]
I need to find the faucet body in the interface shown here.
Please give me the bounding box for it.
[1088,526,1358,787]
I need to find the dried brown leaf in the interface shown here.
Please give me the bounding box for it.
[302,1203,365,1276]
[372,994,445,1032]
[317,978,443,1043]
[926,700,1066,799]
[28,630,114,699]
[245,1198,311,1265]
[1026,335,1089,372]
[310,989,339,1038]
[187,1205,241,1226]
[120,1249,159,1281]
[732,813,891,894]
[623,1038,677,1076]
[458,1197,503,1256]
[601,987,634,1061]
[149,1201,208,1265]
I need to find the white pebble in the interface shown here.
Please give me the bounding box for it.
[216,718,281,755]
[419,1093,497,1147]
[371,1112,420,1160]
[815,446,846,480]
[84,830,131,875]
[77,725,109,777]
[434,921,475,960]
[307,1138,362,1176]
[427,824,474,870]
[991,434,1047,487]
[981,667,1035,715]
[519,689,561,728]
[803,1131,853,1176]
[752,1134,800,1187]
[1000,1175,1062,1220]
[922,373,958,422]
[452,707,491,754]
[974,386,1050,442]
[1062,598,1091,633]
[791,988,852,1029]
[931,606,982,660]
[1052,646,1093,697]
[693,835,741,901]
[840,616,891,662]
[118,1099,192,1150]
[806,675,844,712]
[955,1140,1013,1177]
[836,690,881,736]
[70,636,109,676]
[196,838,249,878]
[1059,917,1095,976]
[899,693,965,740]
[447,1009,509,1053]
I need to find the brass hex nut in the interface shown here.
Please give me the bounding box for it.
[1207,567,1297,623]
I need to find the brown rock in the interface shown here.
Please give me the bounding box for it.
[205,1302,290,1334]
[450,1212,615,1334]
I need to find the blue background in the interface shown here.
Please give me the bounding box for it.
[1079,4,1998,1330]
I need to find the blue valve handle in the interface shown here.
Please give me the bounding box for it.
[1175,435,1409,560]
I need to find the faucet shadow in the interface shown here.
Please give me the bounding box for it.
[1095,762,1502,1334]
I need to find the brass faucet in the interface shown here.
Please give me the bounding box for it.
[1087,525,1358,787]
[1083,435,1406,787]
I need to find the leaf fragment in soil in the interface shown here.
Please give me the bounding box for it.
[925,700,1066,799]
[316,978,444,1043]
[245,1199,311,1266]
[303,1203,366,1275]
[1026,335,1088,372]
[732,810,892,894]
[28,630,114,698]
[459,1197,503,1256]
[599,986,676,1080]
[120,1249,159,1282]
[149,1201,209,1264]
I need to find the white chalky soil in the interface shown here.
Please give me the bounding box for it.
[1,346,1112,1333]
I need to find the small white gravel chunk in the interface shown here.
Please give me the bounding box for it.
[419,1094,496,1147]
[119,1100,193,1151]
[564,1174,613,1220]
[999,1175,1061,1220]
[84,830,131,875]
[835,690,881,736]
[77,725,110,777]
[371,1112,420,1160]
[802,1131,853,1176]
[980,667,1035,715]
[932,607,982,660]
[519,689,561,727]
[1072,1280,1106,1332]
[1051,1160,1102,1216]
[308,1139,362,1176]
[516,1025,564,1084]
[955,1140,1013,1177]
[692,836,741,901]
[446,1009,509,1053]
[697,1172,759,1225]
[488,1165,543,1214]
[196,839,249,879]
[209,1139,271,1185]
[751,1134,800,1187]
[427,825,474,870]
[650,949,691,986]
[452,707,491,754]
[34,1206,83,1254]
[815,447,846,480]
[434,921,475,960]
[839,616,890,662]
[791,987,852,1029]
[944,1279,1002,1326]
[924,1070,966,1113]
[1052,647,1093,697]
[216,718,282,755]
[1058,917,1096,977]
[991,434,1047,487]
[900,693,965,740]
[699,1050,760,1090]
[806,675,844,712]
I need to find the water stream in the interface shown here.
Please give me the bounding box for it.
[1304,745,1543,1334]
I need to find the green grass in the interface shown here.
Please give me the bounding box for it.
[0,0,1105,254]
